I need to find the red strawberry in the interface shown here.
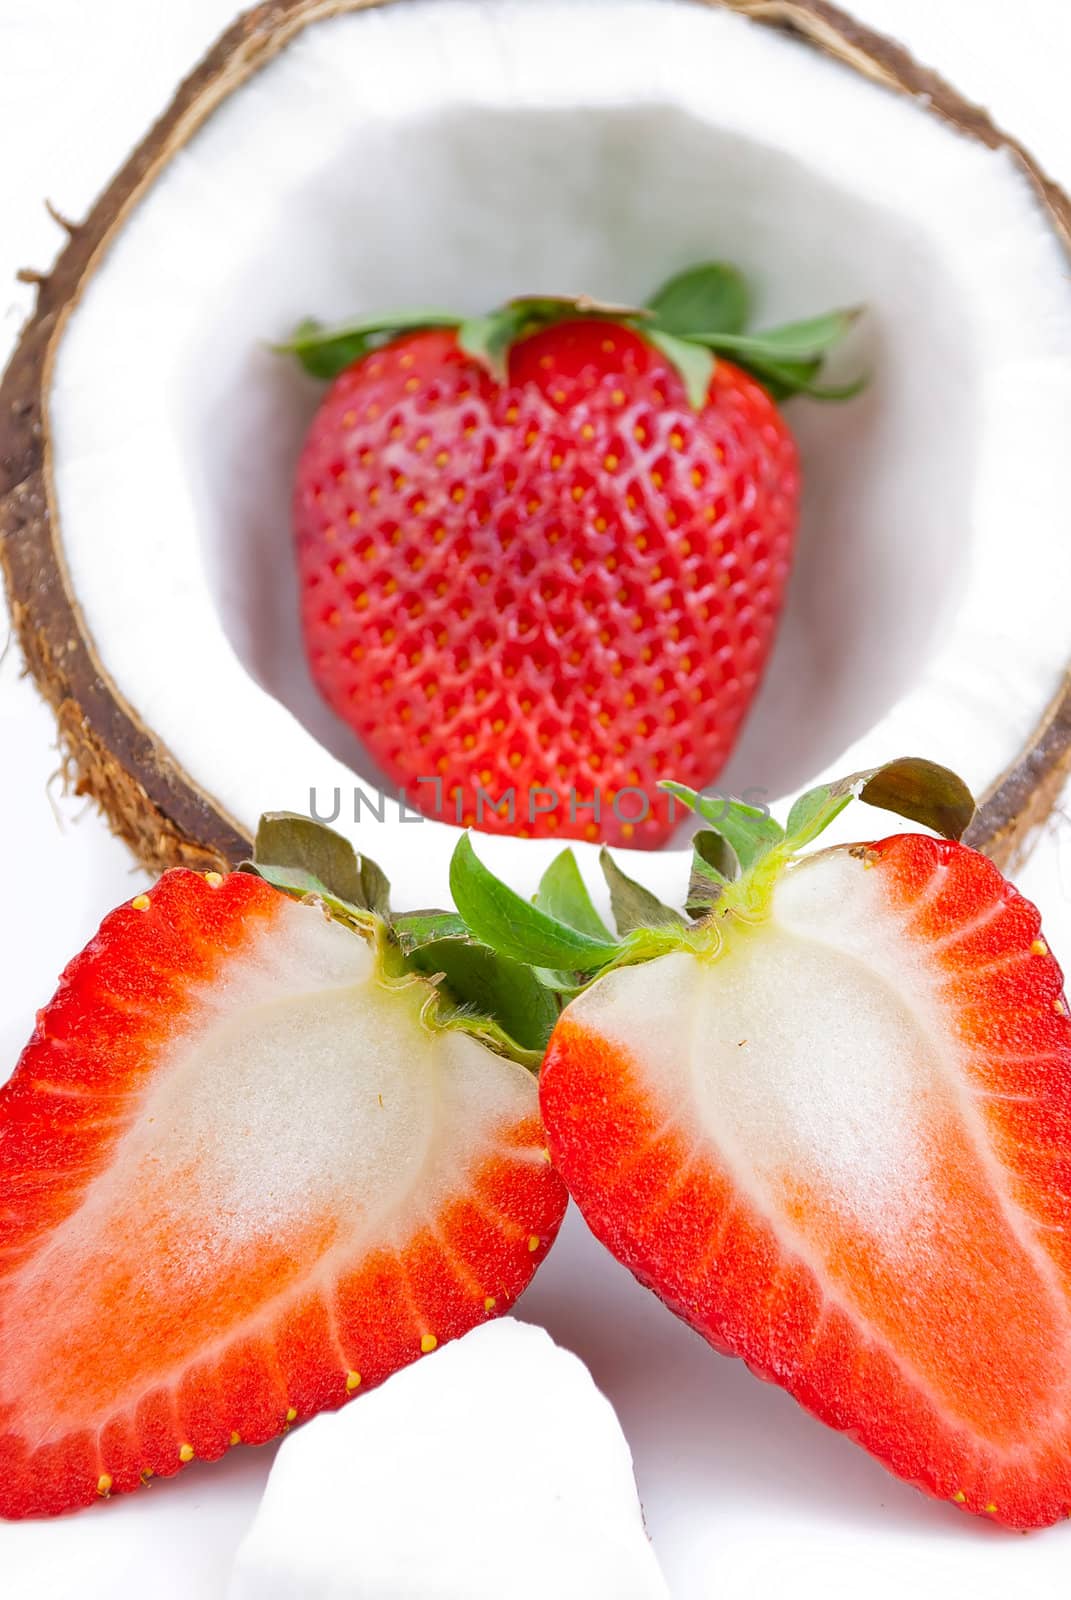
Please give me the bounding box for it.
[451,760,1071,1530]
[0,822,565,1518]
[288,270,859,847]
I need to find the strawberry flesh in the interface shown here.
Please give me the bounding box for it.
[0,870,565,1517]
[540,835,1071,1529]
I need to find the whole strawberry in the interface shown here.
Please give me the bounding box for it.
[451,760,1071,1532]
[287,269,860,847]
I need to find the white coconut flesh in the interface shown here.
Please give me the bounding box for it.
[0,895,541,1430]
[229,1318,671,1599]
[47,0,1071,909]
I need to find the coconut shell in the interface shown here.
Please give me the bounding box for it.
[1,0,1068,875]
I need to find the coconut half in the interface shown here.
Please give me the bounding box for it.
[3,0,1071,911]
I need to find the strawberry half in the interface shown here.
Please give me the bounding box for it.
[0,818,566,1518]
[451,760,1071,1530]
[284,267,861,847]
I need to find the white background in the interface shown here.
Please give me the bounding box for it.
[3,2,1071,1597]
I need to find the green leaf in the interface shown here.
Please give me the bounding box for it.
[277,309,460,380]
[508,293,648,322]
[686,830,739,915]
[750,360,867,403]
[661,783,784,872]
[738,356,819,402]
[854,758,975,841]
[782,759,975,851]
[646,328,716,410]
[740,355,867,403]
[281,318,369,380]
[405,937,559,1055]
[392,909,469,954]
[784,784,854,849]
[251,813,391,916]
[646,262,750,339]
[696,308,862,364]
[535,851,613,942]
[693,829,738,882]
[456,307,530,382]
[531,852,612,994]
[356,859,391,920]
[600,848,685,936]
[690,308,866,403]
[532,968,593,997]
[449,835,620,971]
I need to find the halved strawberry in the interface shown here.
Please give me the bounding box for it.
[0,819,565,1518]
[451,761,1071,1530]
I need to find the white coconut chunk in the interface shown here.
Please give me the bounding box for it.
[227,1317,669,1600]
[46,0,1071,910]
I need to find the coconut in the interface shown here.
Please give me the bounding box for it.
[228,1318,671,1598]
[3,0,1071,912]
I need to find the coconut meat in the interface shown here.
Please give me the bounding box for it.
[227,1316,670,1599]
[46,0,1071,907]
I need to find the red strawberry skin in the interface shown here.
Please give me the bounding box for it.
[539,835,1071,1529]
[295,323,799,847]
[0,869,565,1518]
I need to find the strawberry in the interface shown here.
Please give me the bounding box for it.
[0,817,566,1518]
[286,267,860,847]
[450,759,1071,1531]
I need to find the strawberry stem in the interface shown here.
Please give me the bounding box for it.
[447,760,976,992]
[279,263,866,407]
[243,813,559,1066]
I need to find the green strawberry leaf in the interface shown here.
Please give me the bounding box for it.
[531,850,613,992]
[661,783,785,873]
[686,308,865,402]
[457,307,531,382]
[278,310,460,380]
[248,812,391,917]
[279,278,864,405]
[686,829,739,915]
[450,834,621,971]
[784,784,855,849]
[507,293,649,322]
[743,356,821,402]
[646,328,716,410]
[782,759,975,853]
[391,909,469,954]
[753,362,867,403]
[646,262,750,339]
[696,308,862,364]
[535,850,613,941]
[405,937,559,1056]
[854,758,975,841]
[741,356,867,403]
[600,848,686,936]
[242,858,359,922]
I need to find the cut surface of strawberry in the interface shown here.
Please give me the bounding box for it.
[451,760,1071,1529]
[0,862,565,1518]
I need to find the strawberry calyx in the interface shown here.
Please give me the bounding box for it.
[448,757,976,991]
[667,756,976,925]
[242,812,558,1066]
[279,262,865,408]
